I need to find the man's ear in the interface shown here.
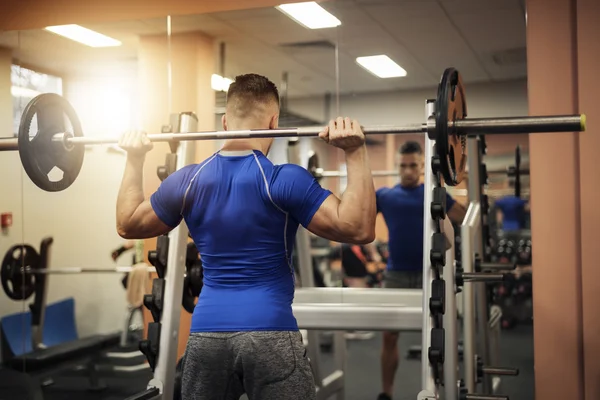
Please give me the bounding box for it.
[269,114,279,129]
[222,114,228,130]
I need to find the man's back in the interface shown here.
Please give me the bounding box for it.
[150,149,331,332]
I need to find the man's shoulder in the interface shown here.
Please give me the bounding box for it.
[163,163,199,183]
[272,163,314,180]
[174,152,220,178]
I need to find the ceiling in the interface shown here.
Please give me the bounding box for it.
[0,0,528,98]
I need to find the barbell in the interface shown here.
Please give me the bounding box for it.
[1,243,204,302]
[0,68,586,192]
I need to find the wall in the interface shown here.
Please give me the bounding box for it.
[527,0,600,398]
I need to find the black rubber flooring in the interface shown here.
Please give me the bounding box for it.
[8,324,534,400]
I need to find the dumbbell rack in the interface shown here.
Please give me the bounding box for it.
[458,135,519,398]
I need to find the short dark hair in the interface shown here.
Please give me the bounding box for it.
[226,73,279,111]
[399,141,422,155]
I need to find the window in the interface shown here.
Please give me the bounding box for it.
[11,65,63,135]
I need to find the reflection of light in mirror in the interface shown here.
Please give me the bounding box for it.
[44,25,122,48]
[68,77,135,139]
[11,86,41,98]
[356,55,407,79]
[211,74,233,92]
[277,2,341,29]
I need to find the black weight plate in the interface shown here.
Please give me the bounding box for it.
[1,244,39,300]
[18,93,85,192]
[435,68,467,186]
[307,152,321,180]
[188,262,204,298]
[181,276,196,314]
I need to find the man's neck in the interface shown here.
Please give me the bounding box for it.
[222,138,269,154]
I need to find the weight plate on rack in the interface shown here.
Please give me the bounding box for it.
[1,244,39,300]
[18,93,85,192]
[435,68,467,186]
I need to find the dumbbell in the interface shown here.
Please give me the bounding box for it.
[516,239,532,264]
[515,273,533,298]
[495,272,516,298]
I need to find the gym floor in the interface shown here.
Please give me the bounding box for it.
[38,324,533,400]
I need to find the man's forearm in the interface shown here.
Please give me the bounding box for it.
[337,146,376,240]
[116,156,146,230]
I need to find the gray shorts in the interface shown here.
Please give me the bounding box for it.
[181,331,316,400]
[382,270,423,289]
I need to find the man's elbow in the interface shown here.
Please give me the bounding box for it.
[351,214,377,244]
[355,232,376,245]
[348,227,376,245]
[117,226,131,239]
[117,222,136,240]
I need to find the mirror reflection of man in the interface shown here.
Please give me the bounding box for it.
[369,141,466,400]
[495,179,530,231]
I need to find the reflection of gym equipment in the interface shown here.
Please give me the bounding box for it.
[0,232,203,400]
[492,229,532,265]
[0,239,203,314]
[0,298,116,391]
[0,238,123,394]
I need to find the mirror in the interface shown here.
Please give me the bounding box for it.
[0,1,532,399]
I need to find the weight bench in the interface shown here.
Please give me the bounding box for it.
[0,297,120,389]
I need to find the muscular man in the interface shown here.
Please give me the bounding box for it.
[374,141,466,400]
[115,73,376,400]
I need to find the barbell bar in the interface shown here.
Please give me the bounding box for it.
[17,265,156,274]
[310,167,527,180]
[0,114,584,152]
[312,167,398,179]
[0,67,587,192]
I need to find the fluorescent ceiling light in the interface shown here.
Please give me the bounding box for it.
[211,74,234,92]
[11,86,41,98]
[44,25,121,48]
[276,2,341,29]
[356,55,407,78]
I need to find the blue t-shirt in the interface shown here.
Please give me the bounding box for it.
[495,196,528,231]
[150,149,332,332]
[376,183,456,272]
